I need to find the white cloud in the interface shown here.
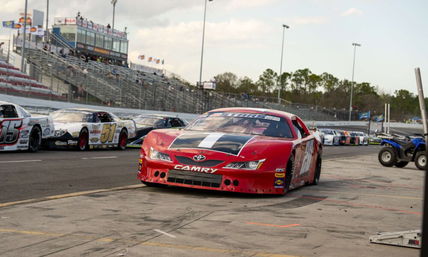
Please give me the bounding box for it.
[341,8,363,16]
[131,19,271,81]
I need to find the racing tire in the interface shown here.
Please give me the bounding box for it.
[77,128,89,151]
[283,155,295,195]
[415,152,426,170]
[117,130,128,150]
[378,147,396,167]
[28,126,42,152]
[394,161,409,168]
[311,156,322,185]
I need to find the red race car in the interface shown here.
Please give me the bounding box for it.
[137,107,322,195]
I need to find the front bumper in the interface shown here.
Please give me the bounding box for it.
[138,158,287,195]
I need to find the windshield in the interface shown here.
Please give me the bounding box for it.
[134,116,164,127]
[50,111,93,123]
[187,112,293,138]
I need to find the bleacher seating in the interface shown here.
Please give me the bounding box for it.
[0,59,64,100]
[19,48,338,120]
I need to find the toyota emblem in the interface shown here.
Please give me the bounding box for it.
[193,154,206,162]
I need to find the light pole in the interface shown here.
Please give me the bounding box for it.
[348,42,361,121]
[277,24,289,104]
[111,0,118,31]
[198,0,213,87]
[20,0,29,72]
[45,0,49,44]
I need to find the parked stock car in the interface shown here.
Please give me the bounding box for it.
[127,114,187,148]
[337,130,351,145]
[0,101,54,152]
[48,108,136,150]
[319,128,340,146]
[349,131,360,145]
[138,107,323,195]
[354,131,369,145]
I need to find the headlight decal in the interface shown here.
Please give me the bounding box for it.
[224,159,265,170]
[149,147,172,162]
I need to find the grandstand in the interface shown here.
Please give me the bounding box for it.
[2,13,343,121]
[0,59,64,100]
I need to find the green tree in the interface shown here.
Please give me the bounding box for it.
[257,69,277,94]
[214,72,238,93]
[237,76,257,94]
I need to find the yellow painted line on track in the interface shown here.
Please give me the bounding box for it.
[0,228,301,257]
[0,184,144,208]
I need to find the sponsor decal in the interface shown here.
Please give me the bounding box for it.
[170,133,254,155]
[43,128,51,136]
[55,141,67,146]
[21,130,29,138]
[17,145,28,149]
[274,178,285,188]
[19,140,28,145]
[90,137,99,143]
[90,130,101,134]
[174,164,217,174]
[275,173,285,178]
[72,132,80,137]
[214,112,281,122]
[275,168,285,172]
[68,140,78,145]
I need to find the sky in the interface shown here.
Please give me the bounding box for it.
[0,0,427,95]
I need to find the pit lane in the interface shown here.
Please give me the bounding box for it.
[0,149,422,257]
[0,146,380,204]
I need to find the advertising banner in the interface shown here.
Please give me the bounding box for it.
[2,21,14,28]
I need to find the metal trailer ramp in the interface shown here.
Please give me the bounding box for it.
[369,230,421,248]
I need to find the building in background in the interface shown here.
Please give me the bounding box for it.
[52,15,128,65]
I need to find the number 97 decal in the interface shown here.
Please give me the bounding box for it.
[100,123,117,143]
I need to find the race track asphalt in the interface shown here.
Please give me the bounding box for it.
[0,145,381,204]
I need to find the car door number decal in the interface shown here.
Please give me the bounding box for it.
[0,120,23,145]
[299,140,314,177]
[100,123,117,143]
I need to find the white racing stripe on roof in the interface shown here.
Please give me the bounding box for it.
[197,133,224,148]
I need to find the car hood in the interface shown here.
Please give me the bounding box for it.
[145,129,294,158]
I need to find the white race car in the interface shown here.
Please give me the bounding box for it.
[0,101,54,152]
[354,131,369,145]
[319,128,340,146]
[48,108,136,150]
